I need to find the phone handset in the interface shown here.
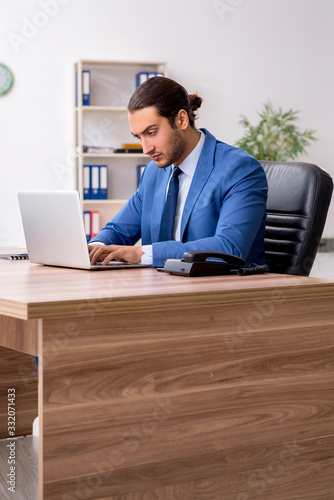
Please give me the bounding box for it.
[182,251,245,266]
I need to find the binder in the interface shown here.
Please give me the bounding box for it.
[91,165,100,199]
[83,165,108,200]
[84,211,91,242]
[83,165,91,199]
[76,70,91,106]
[82,70,91,105]
[90,211,100,238]
[137,164,146,187]
[99,165,108,199]
[136,72,148,87]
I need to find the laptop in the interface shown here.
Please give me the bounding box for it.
[17,190,150,271]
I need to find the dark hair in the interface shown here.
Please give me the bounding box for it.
[128,77,202,128]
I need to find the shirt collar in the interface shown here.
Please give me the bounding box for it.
[176,129,205,179]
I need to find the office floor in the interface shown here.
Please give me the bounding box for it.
[310,252,334,279]
[0,252,333,500]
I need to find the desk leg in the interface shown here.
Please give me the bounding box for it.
[39,298,334,500]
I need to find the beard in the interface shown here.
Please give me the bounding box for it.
[154,128,186,168]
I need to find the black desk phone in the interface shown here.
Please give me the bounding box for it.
[161,251,269,277]
[161,251,246,277]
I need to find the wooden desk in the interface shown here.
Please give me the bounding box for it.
[0,260,334,499]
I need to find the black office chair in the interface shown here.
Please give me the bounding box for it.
[260,161,333,276]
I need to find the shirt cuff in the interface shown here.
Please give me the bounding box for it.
[141,245,153,265]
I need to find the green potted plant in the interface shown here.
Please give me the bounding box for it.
[235,101,317,161]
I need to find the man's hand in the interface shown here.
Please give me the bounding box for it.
[88,244,144,265]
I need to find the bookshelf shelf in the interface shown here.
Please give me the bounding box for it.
[78,153,146,158]
[75,106,128,112]
[83,199,128,205]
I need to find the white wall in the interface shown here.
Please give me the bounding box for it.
[1,0,333,246]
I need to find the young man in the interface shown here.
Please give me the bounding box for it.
[89,77,268,268]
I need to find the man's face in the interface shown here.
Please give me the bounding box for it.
[128,106,186,168]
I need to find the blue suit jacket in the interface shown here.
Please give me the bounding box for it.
[90,129,268,268]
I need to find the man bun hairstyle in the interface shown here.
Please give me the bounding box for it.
[189,93,203,114]
[128,77,202,128]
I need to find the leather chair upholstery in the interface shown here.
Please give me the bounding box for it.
[260,161,333,276]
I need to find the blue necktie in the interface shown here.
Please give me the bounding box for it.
[158,166,182,242]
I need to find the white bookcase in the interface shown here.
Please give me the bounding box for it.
[74,59,167,229]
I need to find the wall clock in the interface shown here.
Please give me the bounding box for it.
[0,64,14,96]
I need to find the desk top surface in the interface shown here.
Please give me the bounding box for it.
[0,259,333,320]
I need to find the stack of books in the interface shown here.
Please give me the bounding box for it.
[114,143,143,154]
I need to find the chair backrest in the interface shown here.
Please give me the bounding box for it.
[260,161,333,276]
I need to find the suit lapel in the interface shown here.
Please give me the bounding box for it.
[180,129,216,240]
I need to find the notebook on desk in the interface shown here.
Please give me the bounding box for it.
[17,190,150,271]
